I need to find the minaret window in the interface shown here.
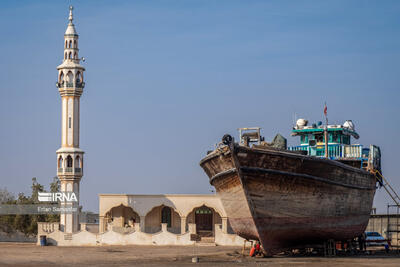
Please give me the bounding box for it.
[67,71,73,84]
[59,72,64,83]
[76,72,81,83]
[66,155,73,168]
[75,156,81,168]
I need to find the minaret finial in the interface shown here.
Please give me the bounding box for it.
[69,5,74,23]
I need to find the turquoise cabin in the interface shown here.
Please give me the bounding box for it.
[288,119,381,172]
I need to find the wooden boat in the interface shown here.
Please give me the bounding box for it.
[200,123,381,255]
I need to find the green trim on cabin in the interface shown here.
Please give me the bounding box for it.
[293,128,352,133]
[292,127,359,139]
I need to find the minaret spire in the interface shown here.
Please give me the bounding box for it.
[68,5,74,23]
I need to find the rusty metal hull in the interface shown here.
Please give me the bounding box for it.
[200,145,376,254]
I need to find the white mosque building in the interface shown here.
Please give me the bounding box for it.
[37,6,246,247]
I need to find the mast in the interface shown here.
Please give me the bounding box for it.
[324,103,328,158]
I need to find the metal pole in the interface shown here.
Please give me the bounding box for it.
[324,117,329,158]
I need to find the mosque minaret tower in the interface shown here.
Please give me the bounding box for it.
[56,6,85,234]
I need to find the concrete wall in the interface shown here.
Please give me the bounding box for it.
[0,231,36,243]
[37,222,247,247]
[366,214,400,246]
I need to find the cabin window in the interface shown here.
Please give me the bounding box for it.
[315,134,324,143]
[301,135,309,144]
[342,135,350,145]
[328,133,334,143]
[332,133,340,143]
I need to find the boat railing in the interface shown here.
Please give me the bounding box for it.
[289,144,363,158]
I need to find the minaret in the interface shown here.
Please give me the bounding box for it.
[55,6,85,234]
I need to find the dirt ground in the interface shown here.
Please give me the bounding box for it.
[0,243,399,266]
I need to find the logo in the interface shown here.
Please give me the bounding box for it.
[38,192,78,202]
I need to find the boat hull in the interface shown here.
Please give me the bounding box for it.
[200,145,376,254]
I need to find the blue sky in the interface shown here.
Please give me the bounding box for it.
[0,0,399,212]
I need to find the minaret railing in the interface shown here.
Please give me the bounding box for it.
[56,82,85,88]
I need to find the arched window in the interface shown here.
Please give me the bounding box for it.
[65,40,68,48]
[69,40,72,48]
[76,72,82,83]
[74,52,77,59]
[74,40,77,48]
[59,72,64,83]
[75,156,81,168]
[161,207,172,227]
[68,52,72,59]
[64,52,67,60]
[66,155,73,168]
[67,71,73,84]
[58,156,63,168]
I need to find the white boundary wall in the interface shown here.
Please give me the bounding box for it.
[37,222,248,246]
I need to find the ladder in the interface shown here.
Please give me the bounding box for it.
[374,171,400,251]
[375,171,400,206]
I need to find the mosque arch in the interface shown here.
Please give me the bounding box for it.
[104,204,140,229]
[186,205,222,237]
[144,204,181,234]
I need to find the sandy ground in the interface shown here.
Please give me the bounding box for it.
[0,243,399,266]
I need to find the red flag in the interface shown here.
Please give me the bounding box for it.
[324,103,327,117]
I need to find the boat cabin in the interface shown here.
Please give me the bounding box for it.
[289,119,381,171]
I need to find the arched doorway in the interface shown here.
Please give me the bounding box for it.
[195,206,213,236]
[187,205,222,237]
[144,205,181,234]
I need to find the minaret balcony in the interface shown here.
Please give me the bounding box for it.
[56,82,85,89]
[58,167,82,175]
